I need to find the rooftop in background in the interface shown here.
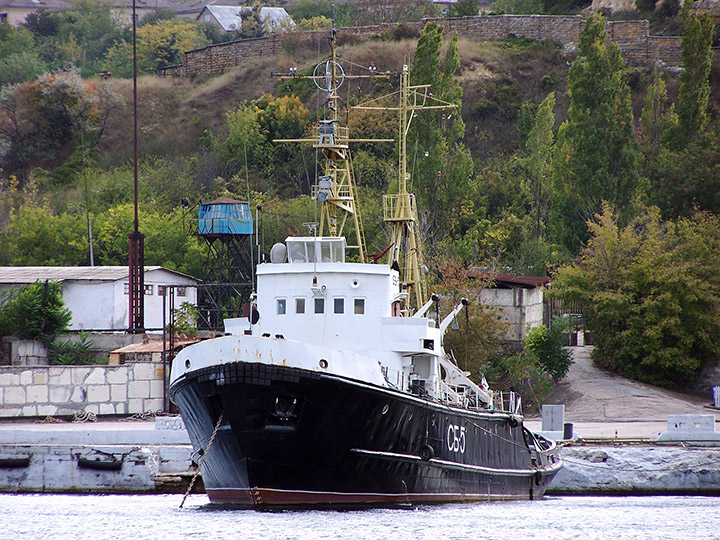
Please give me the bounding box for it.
[0,266,197,285]
[468,269,551,289]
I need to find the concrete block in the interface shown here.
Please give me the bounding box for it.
[33,371,49,385]
[132,363,157,381]
[0,407,22,417]
[70,386,86,403]
[128,380,150,399]
[0,372,20,385]
[20,370,33,385]
[85,404,99,415]
[106,368,128,385]
[542,404,565,432]
[149,380,164,399]
[37,405,58,416]
[667,414,715,433]
[156,416,186,431]
[85,367,106,385]
[87,385,110,403]
[99,403,116,415]
[26,385,49,403]
[110,384,127,402]
[49,386,72,403]
[116,402,126,414]
[71,367,91,385]
[128,398,144,414]
[144,398,163,413]
[22,405,37,416]
[5,387,26,405]
[48,369,71,385]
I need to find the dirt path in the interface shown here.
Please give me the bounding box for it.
[545,347,719,422]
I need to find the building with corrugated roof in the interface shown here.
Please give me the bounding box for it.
[197,4,295,33]
[0,266,199,331]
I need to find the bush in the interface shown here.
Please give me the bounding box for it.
[49,332,96,365]
[0,281,71,342]
[524,317,573,381]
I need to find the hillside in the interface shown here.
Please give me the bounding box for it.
[96,38,575,167]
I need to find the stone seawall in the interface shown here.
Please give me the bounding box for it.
[163,15,683,79]
[0,364,165,418]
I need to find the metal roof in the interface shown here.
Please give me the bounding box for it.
[468,269,550,289]
[200,5,294,32]
[0,266,198,285]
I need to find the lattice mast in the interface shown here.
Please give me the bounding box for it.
[355,66,456,313]
[273,17,393,262]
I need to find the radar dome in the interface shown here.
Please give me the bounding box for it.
[270,243,288,263]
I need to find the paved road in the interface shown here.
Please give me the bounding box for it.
[524,347,720,439]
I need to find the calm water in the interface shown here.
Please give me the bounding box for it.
[1,494,718,540]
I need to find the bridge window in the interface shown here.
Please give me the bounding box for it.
[354,298,365,315]
[334,298,344,314]
[295,297,305,314]
[277,299,287,315]
[314,298,325,314]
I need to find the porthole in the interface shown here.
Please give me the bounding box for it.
[185,359,191,369]
[381,404,389,415]
[319,359,329,369]
[351,279,360,288]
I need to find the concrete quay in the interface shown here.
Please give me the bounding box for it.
[0,417,197,494]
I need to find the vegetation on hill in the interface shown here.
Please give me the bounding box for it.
[0,1,718,392]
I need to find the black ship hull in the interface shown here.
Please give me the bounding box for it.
[169,361,560,507]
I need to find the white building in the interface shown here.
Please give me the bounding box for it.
[0,266,198,331]
[474,272,549,344]
[197,4,295,33]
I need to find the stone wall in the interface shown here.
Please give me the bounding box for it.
[162,15,683,79]
[0,363,166,418]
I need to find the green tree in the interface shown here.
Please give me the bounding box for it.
[0,205,88,265]
[551,203,720,387]
[551,14,643,253]
[448,0,478,16]
[288,0,357,26]
[0,281,72,342]
[410,25,474,245]
[522,92,555,241]
[662,0,714,150]
[493,0,544,14]
[0,70,111,178]
[640,73,677,159]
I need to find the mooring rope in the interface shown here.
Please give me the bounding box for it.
[179,412,224,509]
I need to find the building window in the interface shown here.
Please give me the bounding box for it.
[144,284,154,295]
[204,13,210,22]
[314,298,324,314]
[123,283,129,294]
[295,298,305,314]
[158,286,166,296]
[334,298,344,314]
[354,298,365,315]
[277,299,287,315]
[177,287,186,297]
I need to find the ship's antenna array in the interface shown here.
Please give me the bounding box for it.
[271,15,392,263]
[354,65,457,313]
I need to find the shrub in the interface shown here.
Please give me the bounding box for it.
[49,332,96,365]
[0,281,71,342]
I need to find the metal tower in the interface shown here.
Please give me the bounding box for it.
[195,199,254,330]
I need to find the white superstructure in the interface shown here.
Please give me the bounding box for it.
[171,236,495,412]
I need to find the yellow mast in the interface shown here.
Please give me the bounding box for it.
[273,18,392,262]
[355,66,456,313]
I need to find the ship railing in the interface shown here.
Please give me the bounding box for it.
[310,183,352,200]
[492,391,523,415]
[380,364,405,390]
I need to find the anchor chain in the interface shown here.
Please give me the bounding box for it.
[179,412,224,508]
